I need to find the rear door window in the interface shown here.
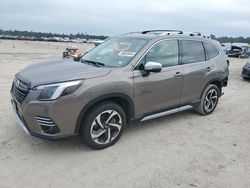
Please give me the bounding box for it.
[180,40,205,64]
[203,42,220,60]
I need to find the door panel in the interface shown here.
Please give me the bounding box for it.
[179,40,210,105]
[181,62,212,105]
[133,67,183,117]
[133,39,184,118]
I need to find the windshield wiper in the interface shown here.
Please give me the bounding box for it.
[82,59,105,67]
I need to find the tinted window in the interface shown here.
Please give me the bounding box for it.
[180,40,205,64]
[144,40,179,68]
[203,42,220,59]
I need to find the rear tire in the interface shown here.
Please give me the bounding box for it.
[80,102,126,149]
[195,84,220,115]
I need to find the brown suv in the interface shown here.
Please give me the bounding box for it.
[11,30,229,149]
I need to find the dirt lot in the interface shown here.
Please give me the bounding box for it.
[0,40,250,188]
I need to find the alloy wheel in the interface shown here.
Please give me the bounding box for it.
[204,88,218,112]
[90,110,122,145]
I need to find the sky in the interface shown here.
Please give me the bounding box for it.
[0,0,250,37]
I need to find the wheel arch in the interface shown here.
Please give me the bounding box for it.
[200,78,223,99]
[75,93,134,134]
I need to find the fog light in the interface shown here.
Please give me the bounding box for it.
[40,125,60,135]
[36,116,60,135]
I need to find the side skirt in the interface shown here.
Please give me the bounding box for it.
[140,105,193,122]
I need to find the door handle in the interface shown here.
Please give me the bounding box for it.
[174,72,182,77]
[206,67,211,72]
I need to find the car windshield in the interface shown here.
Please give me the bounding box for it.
[81,37,148,68]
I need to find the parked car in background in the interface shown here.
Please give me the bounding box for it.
[92,40,105,46]
[228,44,250,58]
[239,47,250,58]
[0,34,17,40]
[228,46,243,58]
[242,62,250,79]
[63,46,81,59]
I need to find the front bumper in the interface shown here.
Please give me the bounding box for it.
[11,99,77,140]
[242,66,250,78]
[10,87,82,140]
[12,106,30,135]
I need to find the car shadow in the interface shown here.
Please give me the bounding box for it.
[27,135,92,152]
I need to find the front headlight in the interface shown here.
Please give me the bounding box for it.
[34,80,83,101]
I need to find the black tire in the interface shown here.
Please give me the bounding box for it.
[80,102,126,149]
[195,84,220,115]
[243,77,249,81]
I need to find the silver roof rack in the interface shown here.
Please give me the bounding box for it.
[142,30,183,34]
[124,30,210,39]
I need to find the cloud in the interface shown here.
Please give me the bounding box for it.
[0,0,249,37]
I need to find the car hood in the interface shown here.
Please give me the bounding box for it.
[231,46,243,50]
[16,58,111,87]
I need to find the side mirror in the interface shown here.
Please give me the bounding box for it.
[142,62,162,76]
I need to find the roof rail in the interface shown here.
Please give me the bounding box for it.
[142,30,183,34]
[123,31,142,35]
[177,31,210,38]
[124,30,211,39]
[191,32,201,36]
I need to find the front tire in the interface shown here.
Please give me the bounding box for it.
[242,77,249,81]
[196,84,220,115]
[81,102,126,149]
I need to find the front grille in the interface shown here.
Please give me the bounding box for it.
[12,78,30,104]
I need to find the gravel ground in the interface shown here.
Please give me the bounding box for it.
[0,40,250,188]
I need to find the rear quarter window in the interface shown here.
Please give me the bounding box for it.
[203,42,220,60]
[180,40,205,64]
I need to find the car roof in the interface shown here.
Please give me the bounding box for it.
[121,30,213,41]
[118,30,221,50]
